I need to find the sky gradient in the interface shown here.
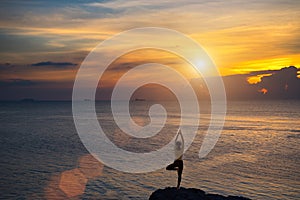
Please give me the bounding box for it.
[0,0,299,100]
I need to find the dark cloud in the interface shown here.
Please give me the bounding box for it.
[108,62,136,71]
[31,61,77,68]
[0,79,37,87]
[255,66,300,99]
[222,74,257,100]
[223,66,300,100]
[0,64,299,101]
[0,62,13,70]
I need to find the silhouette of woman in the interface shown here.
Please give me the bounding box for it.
[166,129,184,189]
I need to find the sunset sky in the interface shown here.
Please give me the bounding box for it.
[0,0,299,100]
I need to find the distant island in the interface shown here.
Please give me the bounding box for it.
[149,187,251,200]
[134,98,146,101]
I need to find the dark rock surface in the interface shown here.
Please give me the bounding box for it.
[149,187,251,200]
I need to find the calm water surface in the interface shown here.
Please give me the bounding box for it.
[0,100,299,199]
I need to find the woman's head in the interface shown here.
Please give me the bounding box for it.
[175,141,182,149]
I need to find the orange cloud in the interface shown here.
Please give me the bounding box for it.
[258,88,268,94]
[247,73,272,84]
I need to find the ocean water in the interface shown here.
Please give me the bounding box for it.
[0,100,299,199]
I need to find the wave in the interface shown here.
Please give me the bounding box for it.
[287,133,300,139]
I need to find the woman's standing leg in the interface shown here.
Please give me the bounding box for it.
[176,160,183,189]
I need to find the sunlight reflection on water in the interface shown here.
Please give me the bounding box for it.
[45,154,104,199]
[0,101,299,199]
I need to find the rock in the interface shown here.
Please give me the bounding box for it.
[149,187,251,200]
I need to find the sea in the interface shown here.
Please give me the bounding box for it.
[0,100,299,200]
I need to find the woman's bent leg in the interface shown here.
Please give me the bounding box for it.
[166,162,176,170]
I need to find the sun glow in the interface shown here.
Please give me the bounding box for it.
[230,55,300,75]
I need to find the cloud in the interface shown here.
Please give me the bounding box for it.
[0,61,78,84]
[0,31,98,60]
[0,65,299,100]
[223,66,300,100]
[1,0,300,75]
[0,78,37,87]
[31,61,77,68]
[255,66,300,99]
[0,1,300,100]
